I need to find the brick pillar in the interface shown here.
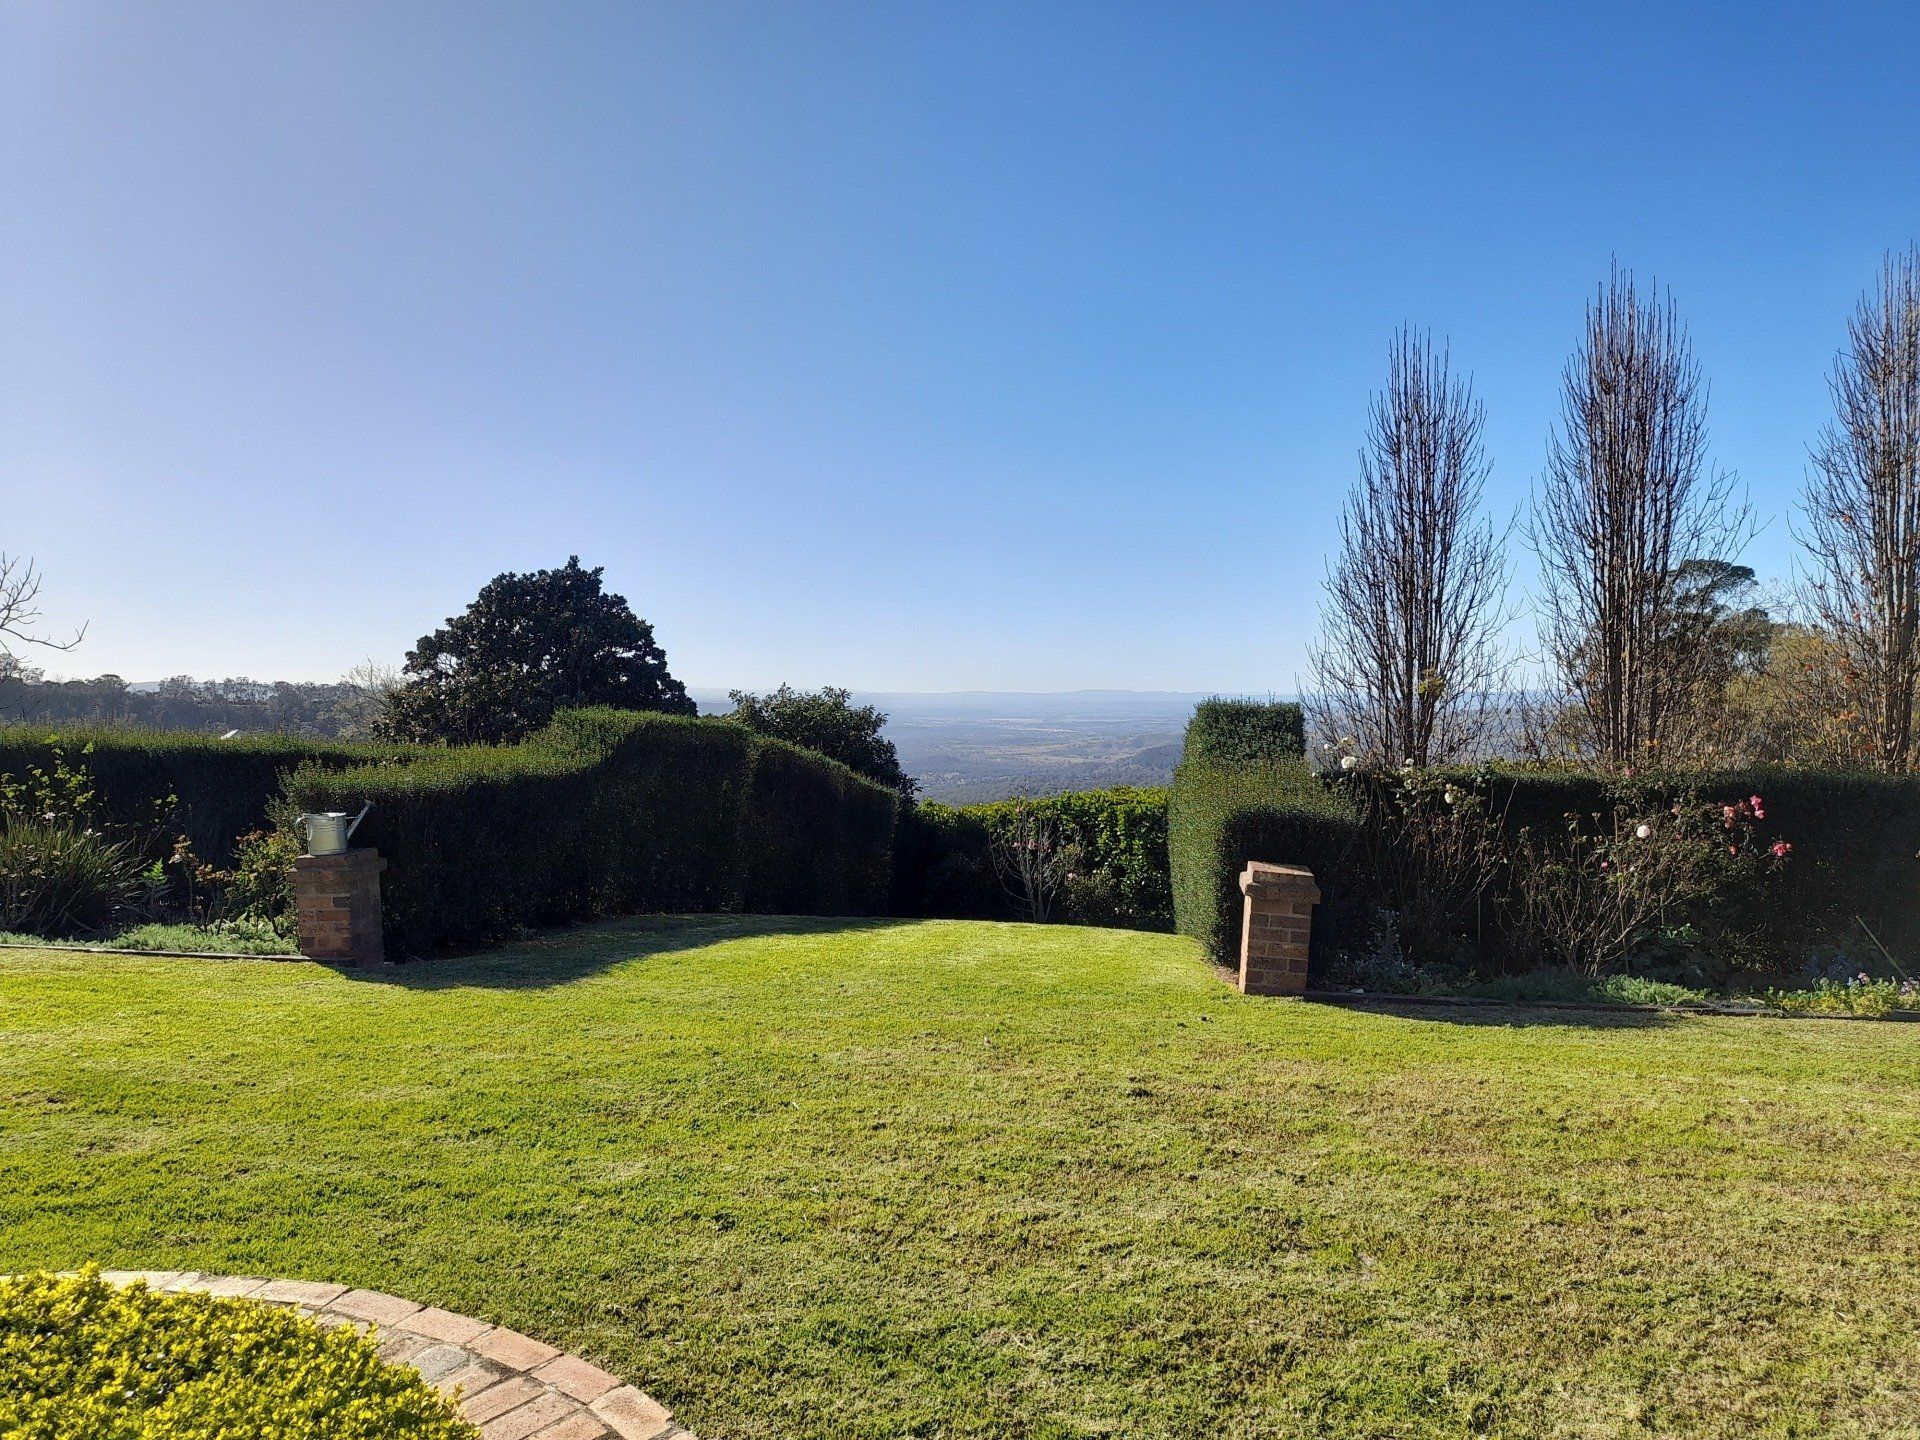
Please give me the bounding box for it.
[1238,862,1319,996]
[293,849,387,967]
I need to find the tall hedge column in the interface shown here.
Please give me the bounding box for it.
[294,850,387,967]
[1238,862,1318,996]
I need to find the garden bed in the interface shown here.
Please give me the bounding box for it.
[0,923,297,960]
[1305,987,1920,1022]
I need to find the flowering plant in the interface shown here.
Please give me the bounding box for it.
[1507,789,1791,976]
[1336,766,1508,971]
[987,801,1082,923]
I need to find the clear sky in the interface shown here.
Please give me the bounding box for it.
[3,2,1917,691]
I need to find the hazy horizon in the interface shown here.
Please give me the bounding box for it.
[7,4,1915,690]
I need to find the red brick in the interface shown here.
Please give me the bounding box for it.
[480,1393,576,1440]
[403,1305,493,1345]
[472,1326,564,1372]
[533,1353,622,1403]
[330,1288,422,1326]
[528,1415,613,1440]
[464,1376,544,1424]
[587,1386,673,1440]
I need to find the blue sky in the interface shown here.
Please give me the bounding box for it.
[3,2,1917,691]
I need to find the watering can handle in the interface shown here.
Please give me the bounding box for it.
[345,803,372,841]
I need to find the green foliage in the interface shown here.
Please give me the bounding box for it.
[1182,698,1306,766]
[1767,974,1920,1016]
[379,557,694,745]
[221,816,304,933]
[1499,790,1787,977]
[0,727,395,863]
[0,738,342,941]
[0,744,162,937]
[289,707,900,955]
[0,919,298,955]
[0,1269,476,1440]
[0,668,394,739]
[1346,764,1920,974]
[892,804,997,918]
[895,787,1172,930]
[1168,759,1363,963]
[0,820,158,938]
[1464,970,1713,1007]
[726,685,916,797]
[1325,953,1920,1016]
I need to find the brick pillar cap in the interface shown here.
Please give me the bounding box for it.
[1240,862,1319,902]
[293,848,387,875]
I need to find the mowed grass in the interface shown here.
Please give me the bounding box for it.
[2,917,1918,1439]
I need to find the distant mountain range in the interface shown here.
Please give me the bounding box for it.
[71,682,1266,803]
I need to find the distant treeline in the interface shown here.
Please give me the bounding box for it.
[0,666,373,738]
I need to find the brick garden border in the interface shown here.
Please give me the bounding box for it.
[93,1271,696,1440]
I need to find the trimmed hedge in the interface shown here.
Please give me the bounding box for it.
[1168,759,1363,964]
[288,707,900,955]
[0,726,400,862]
[1182,698,1306,766]
[896,787,1172,930]
[1346,765,1920,968]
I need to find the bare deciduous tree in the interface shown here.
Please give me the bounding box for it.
[1309,329,1508,767]
[0,555,83,663]
[331,659,404,740]
[1532,266,1748,768]
[1799,246,1920,772]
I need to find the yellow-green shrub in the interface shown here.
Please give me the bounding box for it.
[0,1269,477,1440]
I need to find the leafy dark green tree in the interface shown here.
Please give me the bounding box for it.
[379,558,693,745]
[726,684,917,798]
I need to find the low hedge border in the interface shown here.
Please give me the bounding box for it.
[5,1269,698,1439]
[1304,990,1920,1022]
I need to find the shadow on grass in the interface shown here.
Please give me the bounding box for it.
[349,913,915,991]
[1307,993,1682,1030]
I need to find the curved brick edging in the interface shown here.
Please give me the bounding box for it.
[94,1271,694,1440]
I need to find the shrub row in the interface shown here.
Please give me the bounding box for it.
[1174,754,1920,975]
[1345,765,1920,967]
[288,707,900,955]
[0,725,400,861]
[1167,759,1363,963]
[895,786,1173,930]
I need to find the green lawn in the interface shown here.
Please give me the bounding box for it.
[3,917,1918,1439]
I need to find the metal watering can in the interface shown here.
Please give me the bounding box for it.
[297,804,371,857]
